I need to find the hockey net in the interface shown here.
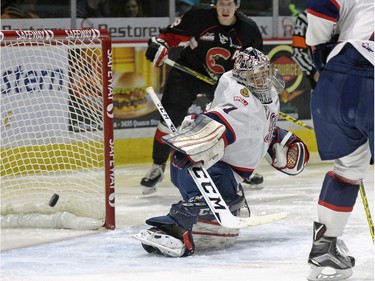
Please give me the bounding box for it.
[0,29,115,230]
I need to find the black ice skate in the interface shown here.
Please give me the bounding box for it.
[241,173,264,190]
[307,221,355,281]
[140,164,165,195]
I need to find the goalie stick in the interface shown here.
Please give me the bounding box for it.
[146,86,287,229]
[359,181,374,243]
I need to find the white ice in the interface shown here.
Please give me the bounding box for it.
[1,153,374,281]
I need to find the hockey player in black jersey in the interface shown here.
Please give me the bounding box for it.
[141,0,264,195]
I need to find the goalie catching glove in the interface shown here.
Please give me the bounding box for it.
[146,37,169,67]
[265,127,309,175]
[162,114,226,169]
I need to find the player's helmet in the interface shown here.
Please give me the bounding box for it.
[232,47,284,104]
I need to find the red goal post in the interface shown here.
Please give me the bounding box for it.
[0,29,115,230]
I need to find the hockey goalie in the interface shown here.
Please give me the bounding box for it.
[133,48,310,257]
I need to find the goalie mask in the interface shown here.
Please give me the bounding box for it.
[232,47,285,104]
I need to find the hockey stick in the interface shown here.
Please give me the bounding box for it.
[278,112,315,131]
[146,86,287,229]
[164,58,314,131]
[359,181,374,243]
[164,58,216,85]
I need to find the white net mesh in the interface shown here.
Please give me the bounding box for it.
[1,30,114,229]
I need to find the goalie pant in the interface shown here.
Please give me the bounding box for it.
[135,162,245,257]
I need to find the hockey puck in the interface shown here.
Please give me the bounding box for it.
[49,193,59,207]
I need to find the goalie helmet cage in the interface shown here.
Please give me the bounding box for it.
[0,29,115,230]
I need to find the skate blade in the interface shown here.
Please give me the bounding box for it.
[307,264,353,281]
[141,176,163,195]
[240,182,264,190]
[142,185,158,195]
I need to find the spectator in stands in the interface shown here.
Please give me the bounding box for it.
[141,0,168,17]
[123,0,143,17]
[77,0,110,18]
[1,0,39,18]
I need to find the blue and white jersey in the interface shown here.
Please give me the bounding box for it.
[205,71,279,181]
[306,0,374,64]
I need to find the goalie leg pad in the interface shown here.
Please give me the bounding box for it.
[191,194,244,250]
[192,220,240,250]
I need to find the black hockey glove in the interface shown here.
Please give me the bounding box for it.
[145,37,168,67]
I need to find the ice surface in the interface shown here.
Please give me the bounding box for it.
[1,155,374,281]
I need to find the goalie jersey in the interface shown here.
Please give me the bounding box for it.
[205,71,279,181]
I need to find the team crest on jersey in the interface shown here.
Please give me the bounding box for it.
[200,32,215,41]
[234,96,248,106]
[219,33,229,44]
[240,88,249,97]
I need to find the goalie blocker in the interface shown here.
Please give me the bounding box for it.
[162,114,226,170]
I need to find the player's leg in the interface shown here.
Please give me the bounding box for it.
[307,45,373,280]
[308,124,369,279]
[307,144,370,280]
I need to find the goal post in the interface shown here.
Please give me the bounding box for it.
[0,29,115,230]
